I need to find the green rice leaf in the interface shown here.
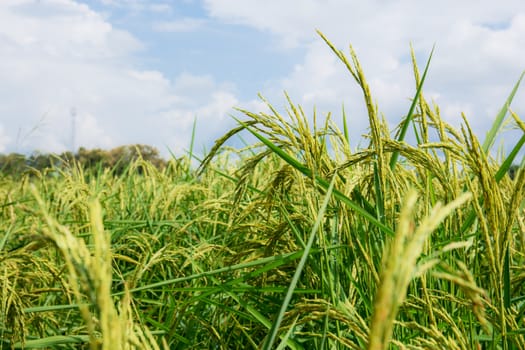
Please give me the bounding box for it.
[482,71,525,153]
[389,45,435,169]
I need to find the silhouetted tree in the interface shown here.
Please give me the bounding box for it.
[76,147,110,170]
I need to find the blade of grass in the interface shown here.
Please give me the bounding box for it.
[373,161,385,224]
[12,335,90,348]
[276,317,300,350]
[482,71,525,153]
[187,117,197,177]
[342,104,350,143]
[0,226,12,251]
[112,249,307,296]
[264,172,337,350]
[389,45,435,169]
[24,304,91,314]
[494,133,525,181]
[504,246,511,309]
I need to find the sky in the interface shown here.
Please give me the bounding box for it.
[0,0,524,160]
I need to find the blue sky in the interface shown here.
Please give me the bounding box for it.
[0,0,524,159]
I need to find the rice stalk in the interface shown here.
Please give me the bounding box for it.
[367,189,471,350]
[29,186,163,349]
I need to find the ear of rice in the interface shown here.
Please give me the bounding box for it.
[367,190,471,350]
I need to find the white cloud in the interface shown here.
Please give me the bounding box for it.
[0,0,239,157]
[162,73,240,153]
[203,0,323,49]
[1,0,141,60]
[205,0,525,149]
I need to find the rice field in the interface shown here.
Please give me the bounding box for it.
[1,33,525,349]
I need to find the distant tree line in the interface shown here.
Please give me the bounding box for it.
[0,144,168,178]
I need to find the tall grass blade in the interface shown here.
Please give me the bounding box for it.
[113,250,307,296]
[504,246,511,309]
[482,71,525,153]
[12,335,89,348]
[373,161,385,223]
[187,117,197,176]
[342,104,350,143]
[495,134,525,181]
[389,45,435,169]
[275,317,299,350]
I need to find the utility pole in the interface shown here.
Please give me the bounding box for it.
[70,107,76,153]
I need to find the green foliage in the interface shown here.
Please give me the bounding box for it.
[1,32,525,350]
[0,153,27,176]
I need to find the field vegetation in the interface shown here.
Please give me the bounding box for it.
[1,33,524,349]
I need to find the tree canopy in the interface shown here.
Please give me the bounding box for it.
[0,144,167,178]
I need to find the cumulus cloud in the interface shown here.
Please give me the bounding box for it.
[205,0,525,145]
[0,0,239,157]
[150,72,240,153]
[1,0,141,59]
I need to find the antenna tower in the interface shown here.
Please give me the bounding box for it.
[70,107,76,153]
